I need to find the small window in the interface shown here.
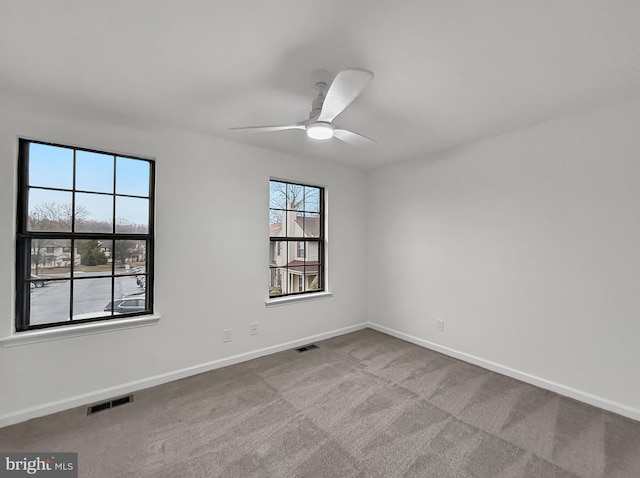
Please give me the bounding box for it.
[269,180,324,297]
[15,139,155,331]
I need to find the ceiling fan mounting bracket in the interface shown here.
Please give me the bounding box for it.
[310,88,326,119]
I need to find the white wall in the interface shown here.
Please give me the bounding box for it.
[368,96,640,419]
[0,92,368,425]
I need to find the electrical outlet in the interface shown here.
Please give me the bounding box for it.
[250,323,259,336]
[223,329,232,342]
[436,319,445,332]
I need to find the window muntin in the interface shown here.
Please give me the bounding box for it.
[269,180,324,297]
[15,139,154,331]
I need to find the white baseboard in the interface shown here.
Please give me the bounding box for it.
[368,322,640,422]
[0,322,368,428]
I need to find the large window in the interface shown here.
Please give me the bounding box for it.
[269,180,324,297]
[15,139,155,331]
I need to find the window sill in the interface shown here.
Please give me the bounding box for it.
[265,291,333,307]
[0,314,161,347]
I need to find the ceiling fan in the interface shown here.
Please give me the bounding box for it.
[231,68,375,146]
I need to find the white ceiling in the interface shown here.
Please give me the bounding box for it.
[2,1,640,169]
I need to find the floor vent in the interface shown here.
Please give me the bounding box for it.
[87,395,134,415]
[295,344,318,353]
[87,402,111,415]
[111,395,133,408]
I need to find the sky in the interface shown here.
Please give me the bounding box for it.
[28,142,151,227]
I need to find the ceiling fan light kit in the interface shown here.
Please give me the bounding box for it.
[306,121,334,140]
[231,68,375,146]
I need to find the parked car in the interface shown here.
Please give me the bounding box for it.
[31,274,50,288]
[104,296,147,314]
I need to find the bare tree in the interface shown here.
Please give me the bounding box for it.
[115,218,148,234]
[269,182,320,226]
[113,240,135,265]
[28,202,89,231]
[31,245,48,275]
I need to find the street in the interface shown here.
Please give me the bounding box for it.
[29,273,144,326]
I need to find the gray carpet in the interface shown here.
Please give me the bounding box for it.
[1,328,639,477]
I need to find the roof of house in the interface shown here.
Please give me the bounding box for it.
[285,260,319,274]
[269,215,320,238]
[270,260,319,273]
[295,216,320,237]
[270,223,282,236]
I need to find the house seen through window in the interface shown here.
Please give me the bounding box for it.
[15,139,155,331]
[269,180,324,297]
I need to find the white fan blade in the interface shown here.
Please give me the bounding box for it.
[318,68,374,123]
[333,128,376,146]
[230,123,305,133]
